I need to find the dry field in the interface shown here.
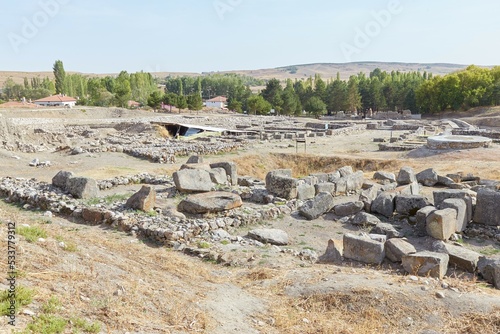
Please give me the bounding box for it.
[1,106,500,333]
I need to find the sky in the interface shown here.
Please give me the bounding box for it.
[1,0,499,73]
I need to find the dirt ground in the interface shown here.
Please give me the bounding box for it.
[1,107,500,333]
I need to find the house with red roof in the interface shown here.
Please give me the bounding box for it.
[205,96,227,109]
[34,95,77,108]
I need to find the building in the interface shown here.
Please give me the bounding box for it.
[34,95,77,107]
[205,96,227,109]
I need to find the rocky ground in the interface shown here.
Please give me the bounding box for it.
[1,106,500,334]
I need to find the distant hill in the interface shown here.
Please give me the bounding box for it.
[0,62,484,87]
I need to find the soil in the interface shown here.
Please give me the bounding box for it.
[1,106,500,334]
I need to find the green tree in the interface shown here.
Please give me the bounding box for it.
[346,76,362,113]
[304,96,326,117]
[113,71,132,107]
[261,78,283,114]
[282,80,302,116]
[187,93,203,111]
[176,95,187,112]
[53,60,66,95]
[247,95,272,115]
[147,91,164,111]
[163,93,178,113]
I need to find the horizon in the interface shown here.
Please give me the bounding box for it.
[2,1,499,73]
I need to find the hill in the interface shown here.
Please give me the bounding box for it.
[0,62,475,87]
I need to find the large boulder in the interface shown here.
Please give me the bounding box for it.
[426,208,457,240]
[394,195,431,216]
[477,257,500,289]
[416,168,438,187]
[210,162,237,186]
[52,170,74,190]
[350,212,380,227]
[371,223,403,239]
[247,228,289,246]
[371,192,396,218]
[432,241,480,273]
[333,201,364,217]
[397,166,416,185]
[178,191,242,214]
[439,198,468,232]
[173,169,213,193]
[338,166,353,177]
[125,186,156,212]
[298,192,335,220]
[473,188,500,226]
[359,184,383,212]
[385,238,416,262]
[343,233,385,265]
[209,167,229,185]
[186,155,204,164]
[265,169,298,200]
[315,182,336,195]
[373,171,396,184]
[66,177,99,199]
[402,251,449,279]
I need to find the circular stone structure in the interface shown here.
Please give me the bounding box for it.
[427,135,492,150]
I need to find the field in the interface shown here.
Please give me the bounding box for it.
[0,106,500,333]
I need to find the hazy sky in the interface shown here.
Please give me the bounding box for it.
[2,0,499,73]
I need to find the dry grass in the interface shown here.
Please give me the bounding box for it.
[154,124,172,139]
[234,153,398,179]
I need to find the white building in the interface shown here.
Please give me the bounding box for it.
[205,96,227,109]
[34,95,77,107]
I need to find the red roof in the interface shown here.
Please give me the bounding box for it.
[34,95,77,103]
[206,96,227,102]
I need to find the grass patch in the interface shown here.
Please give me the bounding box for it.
[198,241,211,249]
[25,314,67,334]
[0,286,35,315]
[70,317,101,333]
[17,225,47,243]
[86,193,129,206]
[41,297,62,314]
[479,248,500,256]
[220,240,230,245]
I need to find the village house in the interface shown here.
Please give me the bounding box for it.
[34,95,77,108]
[205,96,227,109]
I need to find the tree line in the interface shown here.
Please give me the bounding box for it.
[2,61,500,115]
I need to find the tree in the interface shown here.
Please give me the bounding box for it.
[346,76,362,113]
[304,96,326,117]
[187,93,203,111]
[163,93,178,113]
[53,60,66,95]
[114,71,132,107]
[147,91,164,111]
[247,95,272,115]
[282,80,302,116]
[176,95,187,113]
[326,76,347,113]
[261,78,283,114]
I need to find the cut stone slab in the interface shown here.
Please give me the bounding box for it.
[477,257,500,289]
[310,173,329,183]
[186,155,204,164]
[66,177,99,199]
[371,192,396,218]
[437,175,455,187]
[402,251,449,279]
[318,239,343,264]
[397,166,417,185]
[178,192,242,214]
[433,189,473,223]
[238,176,264,187]
[359,184,383,212]
[265,169,298,200]
[298,192,335,220]
[395,195,431,216]
[125,186,156,212]
[333,201,364,217]
[350,212,381,227]
[473,188,500,226]
[395,181,420,196]
[52,170,74,190]
[343,233,385,265]
[210,162,238,186]
[297,183,316,200]
[209,167,228,185]
[315,182,336,195]
[426,208,457,240]
[432,241,480,273]
[415,206,437,237]
[373,171,396,183]
[173,169,213,193]
[440,198,468,232]
[247,228,289,246]
[338,166,354,177]
[385,238,417,262]
[416,168,438,187]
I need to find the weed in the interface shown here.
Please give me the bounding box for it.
[70,317,101,333]
[303,246,316,251]
[198,241,211,249]
[17,225,47,243]
[220,240,230,245]
[479,248,500,256]
[86,193,129,206]
[25,314,67,334]
[313,224,325,229]
[42,297,62,314]
[0,286,35,315]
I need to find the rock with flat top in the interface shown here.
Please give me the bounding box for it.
[178,192,242,214]
[402,251,449,279]
[247,228,289,246]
